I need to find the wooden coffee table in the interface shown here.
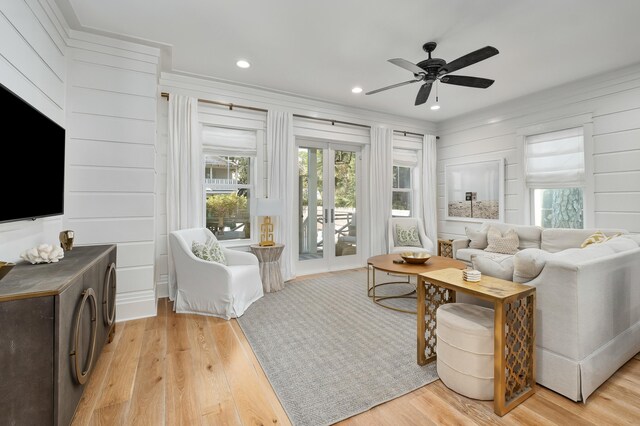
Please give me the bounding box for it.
[367,254,465,313]
[417,268,536,416]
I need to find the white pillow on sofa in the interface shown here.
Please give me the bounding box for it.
[485,227,519,255]
[513,249,552,283]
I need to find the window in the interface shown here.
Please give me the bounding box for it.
[525,127,585,229]
[205,155,253,241]
[532,188,583,228]
[392,165,412,217]
[201,125,259,242]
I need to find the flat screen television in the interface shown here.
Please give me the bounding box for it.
[1,83,65,223]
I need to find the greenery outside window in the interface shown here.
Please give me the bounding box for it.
[392,165,412,217]
[205,155,253,241]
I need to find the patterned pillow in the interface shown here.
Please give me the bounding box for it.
[581,231,621,248]
[192,237,227,265]
[395,224,422,247]
[484,226,519,255]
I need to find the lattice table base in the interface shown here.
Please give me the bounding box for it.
[417,270,536,417]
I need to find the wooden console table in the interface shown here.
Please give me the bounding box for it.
[417,268,536,416]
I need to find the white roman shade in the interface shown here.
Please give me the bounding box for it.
[393,148,419,167]
[524,127,584,188]
[201,126,257,155]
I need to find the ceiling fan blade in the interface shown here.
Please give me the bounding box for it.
[388,58,425,75]
[440,75,495,88]
[441,46,499,75]
[365,79,420,95]
[415,83,432,106]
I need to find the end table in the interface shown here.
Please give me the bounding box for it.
[437,239,453,258]
[250,244,285,292]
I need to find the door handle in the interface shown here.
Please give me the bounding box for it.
[324,209,329,223]
[331,208,335,223]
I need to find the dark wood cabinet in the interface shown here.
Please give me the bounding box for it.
[0,245,117,426]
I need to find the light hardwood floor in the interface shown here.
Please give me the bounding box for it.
[73,294,640,425]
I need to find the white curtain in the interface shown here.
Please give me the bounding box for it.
[369,126,393,256]
[267,110,296,281]
[167,95,203,300]
[422,134,438,251]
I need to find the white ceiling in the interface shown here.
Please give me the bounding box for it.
[57,0,640,122]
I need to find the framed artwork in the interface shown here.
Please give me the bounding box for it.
[445,158,504,222]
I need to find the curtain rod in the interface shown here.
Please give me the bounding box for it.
[160,92,438,139]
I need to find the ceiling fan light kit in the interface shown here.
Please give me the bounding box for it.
[366,41,499,106]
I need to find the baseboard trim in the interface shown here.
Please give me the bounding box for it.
[115,289,157,322]
[156,276,169,299]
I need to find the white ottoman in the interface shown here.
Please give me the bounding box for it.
[436,303,495,400]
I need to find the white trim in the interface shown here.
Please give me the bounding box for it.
[116,289,157,322]
[156,276,169,299]
[438,62,640,135]
[160,72,435,135]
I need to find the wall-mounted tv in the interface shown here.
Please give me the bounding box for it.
[1,83,65,223]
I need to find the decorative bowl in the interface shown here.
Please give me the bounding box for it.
[0,261,16,281]
[400,252,431,264]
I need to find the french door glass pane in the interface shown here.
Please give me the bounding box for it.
[298,148,324,260]
[335,150,357,257]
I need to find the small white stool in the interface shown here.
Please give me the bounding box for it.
[436,303,495,400]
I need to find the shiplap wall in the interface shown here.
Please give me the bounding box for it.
[65,31,160,321]
[0,0,66,261]
[437,64,640,239]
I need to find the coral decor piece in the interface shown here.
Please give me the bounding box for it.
[20,244,64,264]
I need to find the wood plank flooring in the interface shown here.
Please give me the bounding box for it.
[73,291,640,425]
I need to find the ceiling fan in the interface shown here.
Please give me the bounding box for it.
[366,42,499,106]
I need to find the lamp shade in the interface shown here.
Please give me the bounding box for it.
[255,198,283,216]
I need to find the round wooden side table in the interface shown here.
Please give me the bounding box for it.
[249,244,285,292]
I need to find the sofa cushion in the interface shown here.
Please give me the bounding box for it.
[479,223,542,250]
[472,255,514,280]
[485,227,519,255]
[455,248,488,263]
[601,236,638,253]
[466,226,488,249]
[513,249,552,283]
[621,234,640,245]
[552,244,616,264]
[541,228,627,253]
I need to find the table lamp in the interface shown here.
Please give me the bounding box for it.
[256,198,282,246]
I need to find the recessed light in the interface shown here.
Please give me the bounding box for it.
[351,87,363,94]
[236,60,251,69]
[430,105,441,110]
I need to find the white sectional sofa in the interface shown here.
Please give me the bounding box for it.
[451,223,640,401]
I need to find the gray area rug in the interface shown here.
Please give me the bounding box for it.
[237,270,438,426]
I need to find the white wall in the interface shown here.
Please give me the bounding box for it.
[437,63,640,239]
[0,0,67,261]
[64,30,160,320]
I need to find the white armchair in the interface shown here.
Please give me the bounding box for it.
[169,228,263,319]
[388,217,435,254]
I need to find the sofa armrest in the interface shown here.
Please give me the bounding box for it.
[452,239,470,259]
[224,248,259,266]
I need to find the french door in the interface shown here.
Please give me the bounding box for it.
[296,141,362,274]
